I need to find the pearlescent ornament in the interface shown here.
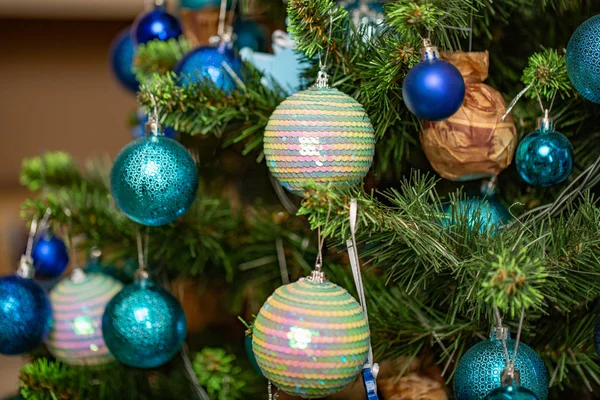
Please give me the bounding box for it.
[264,82,375,195]
[443,197,510,234]
[567,15,600,103]
[109,28,139,93]
[174,45,242,92]
[31,234,69,280]
[0,275,51,355]
[485,384,539,400]
[132,5,182,45]
[110,135,199,226]
[516,114,573,187]
[454,329,548,400]
[403,41,465,121]
[252,278,370,398]
[46,271,123,365]
[102,278,187,368]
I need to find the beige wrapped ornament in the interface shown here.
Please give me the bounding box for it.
[420,51,517,181]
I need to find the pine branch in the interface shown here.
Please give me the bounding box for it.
[134,37,191,84]
[522,49,573,100]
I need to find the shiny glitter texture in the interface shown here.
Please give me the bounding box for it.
[252,279,370,398]
[484,384,539,400]
[443,197,510,234]
[595,315,600,357]
[110,135,199,226]
[174,46,243,91]
[515,127,573,187]
[0,276,51,355]
[109,28,139,93]
[264,86,375,195]
[454,330,548,400]
[131,6,182,45]
[31,234,69,280]
[46,273,123,365]
[102,280,187,368]
[566,15,600,104]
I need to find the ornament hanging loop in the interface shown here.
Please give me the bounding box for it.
[315,70,329,88]
[135,226,150,287]
[420,37,439,61]
[536,109,555,133]
[146,93,161,137]
[17,216,40,279]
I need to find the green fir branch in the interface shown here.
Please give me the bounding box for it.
[522,49,573,100]
[134,37,191,83]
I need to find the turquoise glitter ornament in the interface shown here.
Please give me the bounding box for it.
[454,328,548,400]
[515,113,573,187]
[484,384,539,400]
[110,127,199,226]
[567,14,600,103]
[443,196,510,234]
[102,274,187,368]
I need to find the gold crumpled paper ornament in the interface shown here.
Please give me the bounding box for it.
[420,51,517,181]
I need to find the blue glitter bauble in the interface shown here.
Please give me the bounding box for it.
[454,330,548,400]
[174,46,242,91]
[109,28,139,93]
[402,58,465,121]
[515,127,573,187]
[567,15,600,103]
[110,135,199,226]
[32,234,69,280]
[131,6,182,45]
[234,20,267,52]
[485,384,539,400]
[0,276,52,355]
[443,197,510,234]
[102,279,187,368]
[595,315,600,357]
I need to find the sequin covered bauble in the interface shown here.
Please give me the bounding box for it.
[174,45,242,92]
[0,276,51,355]
[454,329,548,400]
[443,197,510,234]
[252,278,370,398]
[595,315,600,357]
[109,28,138,93]
[264,86,375,195]
[110,135,199,226]
[102,278,187,368]
[484,384,539,400]
[46,272,123,365]
[567,15,600,103]
[132,5,182,45]
[245,334,264,378]
[515,116,573,187]
[32,234,69,280]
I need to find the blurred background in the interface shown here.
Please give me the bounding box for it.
[0,1,144,395]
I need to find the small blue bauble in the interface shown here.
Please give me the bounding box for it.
[515,121,573,187]
[132,6,182,45]
[0,276,52,355]
[484,384,539,400]
[234,20,267,52]
[567,15,600,103]
[403,57,465,121]
[109,28,139,93]
[110,135,199,226]
[454,330,548,400]
[595,315,600,357]
[443,197,510,234]
[174,46,242,91]
[102,279,187,368]
[32,234,69,280]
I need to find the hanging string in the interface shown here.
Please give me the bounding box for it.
[217,0,228,38]
[501,83,533,121]
[267,380,279,400]
[181,343,210,400]
[136,226,149,272]
[493,305,526,385]
[317,11,335,72]
[275,238,290,285]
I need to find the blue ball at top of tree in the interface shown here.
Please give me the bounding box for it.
[132,5,182,45]
[174,45,243,92]
[109,28,139,93]
[402,42,465,121]
[32,234,70,280]
[566,14,600,104]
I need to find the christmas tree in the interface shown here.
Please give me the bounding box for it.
[6,0,600,399]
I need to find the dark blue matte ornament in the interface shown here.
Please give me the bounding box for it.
[0,275,52,355]
[110,131,199,226]
[443,196,510,234]
[595,315,600,357]
[174,44,242,92]
[454,328,548,400]
[515,113,573,187]
[234,20,267,52]
[31,234,69,280]
[484,384,538,400]
[402,41,465,121]
[566,14,600,103]
[102,276,187,368]
[109,29,139,93]
[131,4,182,45]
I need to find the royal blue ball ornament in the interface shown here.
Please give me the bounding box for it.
[484,384,539,400]
[402,40,465,121]
[131,2,182,45]
[515,112,573,187]
[174,43,242,92]
[109,28,139,93]
[32,234,69,280]
[110,122,199,226]
[102,272,187,368]
[454,328,548,400]
[566,14,600,103]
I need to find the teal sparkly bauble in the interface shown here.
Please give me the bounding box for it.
[110,135,199,226]
[443,197,510,234]
[102,279,187,368]
[566,15,600,104]
[454,330,548,400]
[485,384,538,400]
